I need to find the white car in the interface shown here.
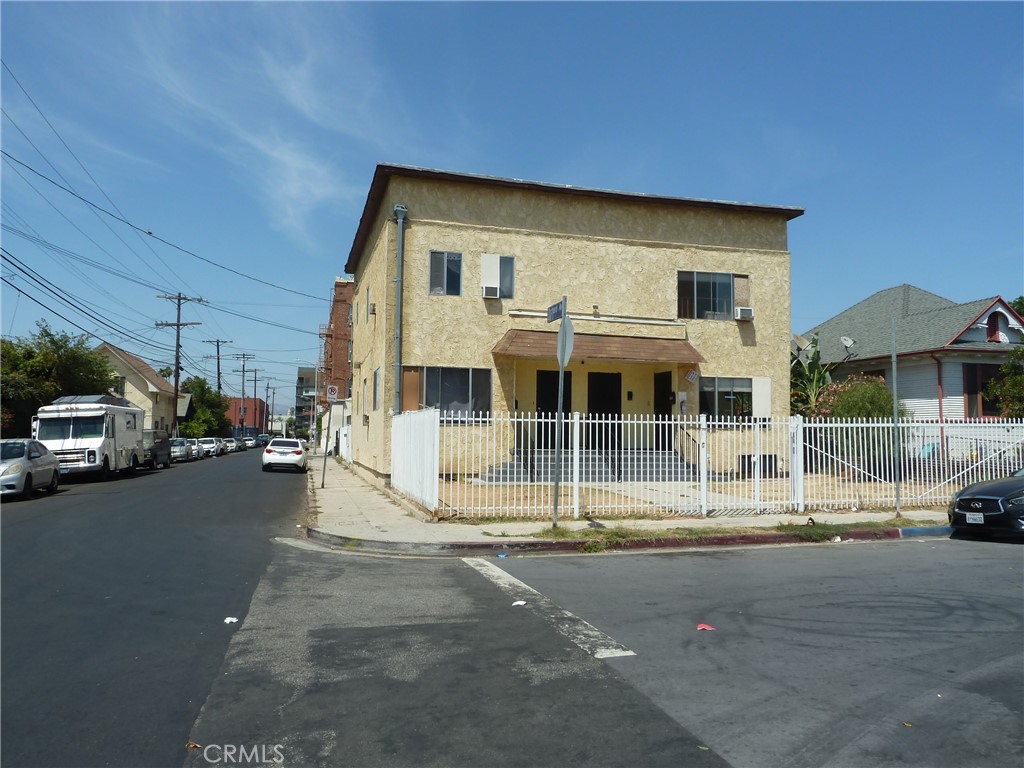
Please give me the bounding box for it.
[198,437,219,457]
[243,436,256,449]
[1,439,60,499]
[261,438,308,473]
[223,438,238,453]
[185,438,204,459]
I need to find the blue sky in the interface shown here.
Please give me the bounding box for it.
[2,1,1022,407]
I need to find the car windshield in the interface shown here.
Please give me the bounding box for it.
[36,416,105,441]
[269,440,301,449]
[170,439,186,446]
[1,442,27,460]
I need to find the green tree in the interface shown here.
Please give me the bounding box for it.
[178,376,231,438]
[1,321,115,434]
[790,335,837,416]
[1009,296,1024,318]
[985,346,1024,418]
[157,366,174,379]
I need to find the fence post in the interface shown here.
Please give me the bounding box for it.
[698,414,708,518]
[572,411,580,519]
[790,415,804,512]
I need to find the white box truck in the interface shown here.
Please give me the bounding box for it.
[31,395,145,480]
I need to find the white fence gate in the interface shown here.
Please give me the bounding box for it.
[391,408,440,512]
[390,412,1024,520]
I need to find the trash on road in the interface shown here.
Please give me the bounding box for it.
[497,553,508,558]
[512,600,526,606]
[697,623,716,631]
[224,617,239,624]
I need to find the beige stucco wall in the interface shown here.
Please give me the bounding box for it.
[348,174,795,481]
[99,352,174,430]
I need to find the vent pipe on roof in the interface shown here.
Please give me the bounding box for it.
[393,204,408,414]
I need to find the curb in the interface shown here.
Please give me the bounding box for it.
[306,524,955,557]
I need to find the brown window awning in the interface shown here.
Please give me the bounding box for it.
[492,330,705,364]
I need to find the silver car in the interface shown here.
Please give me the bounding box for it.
[170,438,195,463]
[1,439,60,499]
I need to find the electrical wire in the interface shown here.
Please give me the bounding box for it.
[2,151,330,303]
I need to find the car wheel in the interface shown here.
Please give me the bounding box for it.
[261,465,269,472]
[47,471,59,493]
[100,458,111,482]
[21,474,34,500]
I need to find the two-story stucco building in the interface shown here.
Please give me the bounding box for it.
[344,164,803,483]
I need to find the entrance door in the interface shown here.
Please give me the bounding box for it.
[536,370,571,449]
[653,371,673,450]
[586,372,622,449]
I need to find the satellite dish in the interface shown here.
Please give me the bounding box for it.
[794,334,811,351]
[840,336,856,350]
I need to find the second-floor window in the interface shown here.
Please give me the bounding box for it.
[430,251,462,296]
[679,271,744,320]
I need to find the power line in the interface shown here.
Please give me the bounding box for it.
[1,150,330,303]
[1,61,193,291]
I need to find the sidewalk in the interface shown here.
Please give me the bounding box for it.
[304,453,953,556]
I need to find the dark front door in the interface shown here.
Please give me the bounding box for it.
[653,371,673,450]
[586,372,622,449]
[536,370,571,449]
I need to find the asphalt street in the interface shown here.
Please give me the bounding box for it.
[3,450,1021,768]
[1,449,306,768]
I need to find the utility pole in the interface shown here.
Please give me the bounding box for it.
[156,293,204,436]
[203,339,232,393]
[230,354,255,437]
[265,381,271,434]
[249,368,260,439]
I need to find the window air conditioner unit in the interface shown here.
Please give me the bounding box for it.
[734,306,754,321]
[481,284,500,299]
[369,303,376,315]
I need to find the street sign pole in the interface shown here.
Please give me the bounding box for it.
[321,385,338,487]
[550,296,573,528]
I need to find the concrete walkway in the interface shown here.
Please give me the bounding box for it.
[304,453,952,556]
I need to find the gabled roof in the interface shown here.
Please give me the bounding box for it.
[345,164,805,274]
[802,284,1023,364]
[95,342,175,395]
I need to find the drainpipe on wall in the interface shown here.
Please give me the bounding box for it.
[393,204,408,414]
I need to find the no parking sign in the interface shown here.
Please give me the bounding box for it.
[326,384,339,402]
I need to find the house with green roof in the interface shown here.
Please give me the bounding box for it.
[801,284,1024,419]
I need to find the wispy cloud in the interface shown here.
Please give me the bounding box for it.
[124,3,409,241]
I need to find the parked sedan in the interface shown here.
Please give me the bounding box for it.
[185,438,204,459]
[261,439,308,473]
[948,468,1024,537]
[243,436,256,449]
[223,438,238,453]
[170,438,195,463]
[1,439,60,499]
[198,437,219,457]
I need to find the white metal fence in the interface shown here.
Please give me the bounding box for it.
[391,411,1024,520]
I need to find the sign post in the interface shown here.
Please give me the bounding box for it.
[321,384,339,488]
[548,296,573,527]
